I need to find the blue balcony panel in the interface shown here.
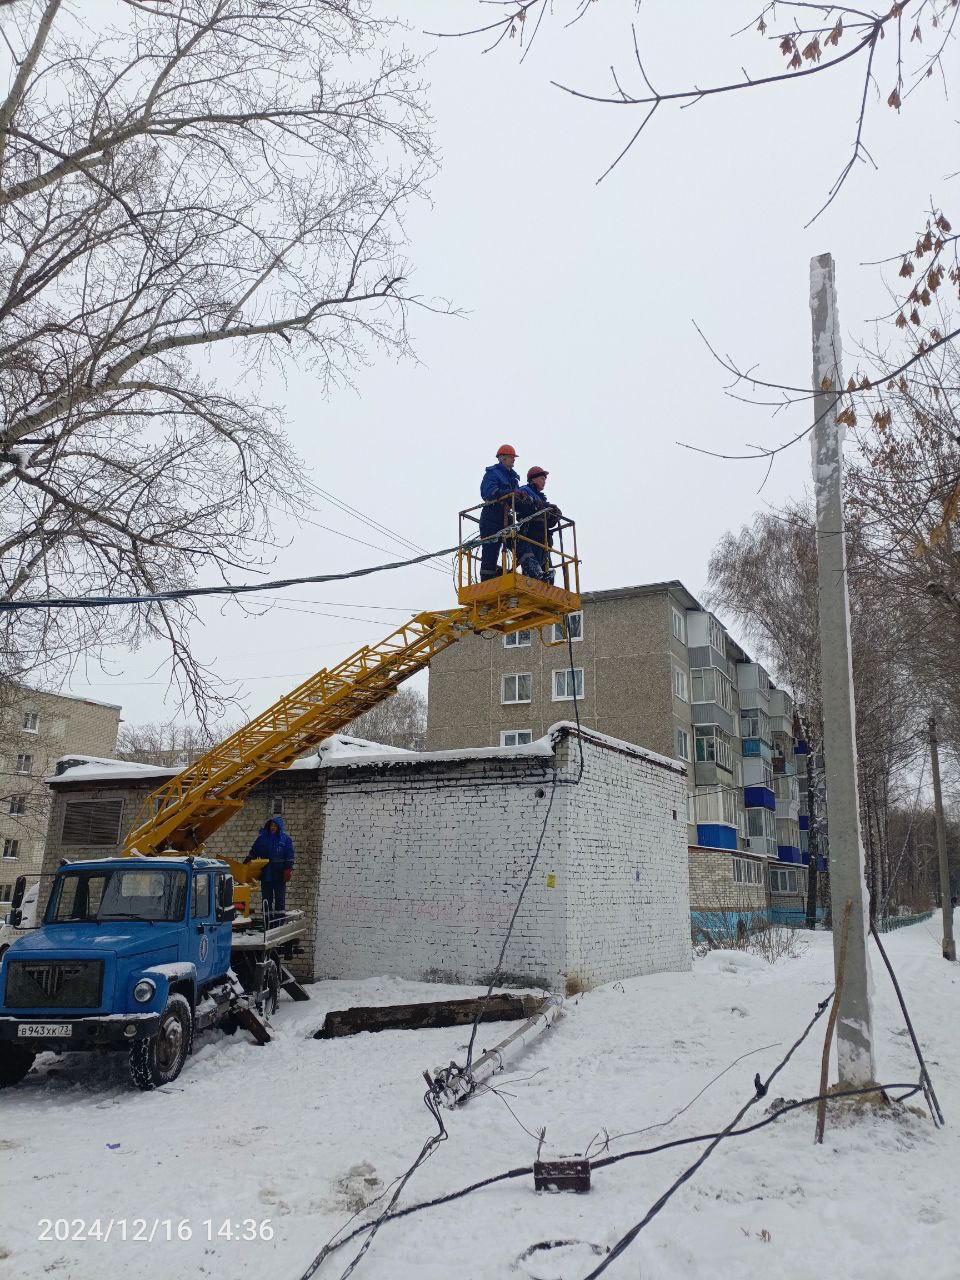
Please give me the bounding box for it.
[777,846,802,864]
[799,813,810,831]
[696,823,739,851]
[744,786,775,811]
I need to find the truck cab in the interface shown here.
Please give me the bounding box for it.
[0,856,237,1091]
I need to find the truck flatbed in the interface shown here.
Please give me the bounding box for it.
[230,911,305,951]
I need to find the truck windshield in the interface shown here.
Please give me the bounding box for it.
[47,867,189,924]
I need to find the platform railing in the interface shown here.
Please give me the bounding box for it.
[456,492,580,597]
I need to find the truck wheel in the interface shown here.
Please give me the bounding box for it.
[0,1043,35,1088]
[260,959,280,1017]
[129,994,193,1091]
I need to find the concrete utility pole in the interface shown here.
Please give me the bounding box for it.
[809,253,877,1087]
[928,715,957,962]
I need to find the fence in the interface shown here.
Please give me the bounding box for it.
[691,906,934,945]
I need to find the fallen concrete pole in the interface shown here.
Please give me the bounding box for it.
[430,997,564,1107]
[315,993,543,1039]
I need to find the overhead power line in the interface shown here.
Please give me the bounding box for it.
[0,512,550,613]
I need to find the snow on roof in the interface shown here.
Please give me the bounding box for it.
[47,754,177,784]
[48,725,683,785]
[47,734,413,785]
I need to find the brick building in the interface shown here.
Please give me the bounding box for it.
[0,686,121,908]
[39,725,692,990]
[426,581,819,920]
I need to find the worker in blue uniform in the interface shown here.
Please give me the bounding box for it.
[517,465,560,583]
[245,815,295,923]
[479,444,521,580]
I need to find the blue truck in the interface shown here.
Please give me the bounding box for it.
[0,856,306,1091]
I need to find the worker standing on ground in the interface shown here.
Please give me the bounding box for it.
[479,445,521,580]
[518,465,560,583]
[245,816,295,923]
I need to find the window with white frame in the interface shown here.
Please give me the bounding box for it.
[672,666,688,701]
[22,711,39,733]
[694,726,733,771]
[551,612,582,643]
[500,730,533,747]
[733,856,762,885]
[552,667,584,701]
[8,794,27,816]
[671,606,686,644]
[2,838,21,860]
[675,727,690,761]
[504,629,532,648]
[502,673,533,704]
[708,616,726,656]
[0,885,12,903]
[740,708,771,742]
[770,866,800,894]
[747,807,777,840]
[694,787,738,827]
[14,753,33,775]
[758,668,771,694]
[690,667,734,712]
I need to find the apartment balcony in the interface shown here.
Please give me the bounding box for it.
[777,845,803,865]
[747,835,778,859]
[775,797,800,821]
[769,714,792,739]
[743,785,775,811]
[741,738,772,762]
[694,760,734,788]
[690,701,736,737]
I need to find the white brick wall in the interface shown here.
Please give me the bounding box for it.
[558,735,692,988]
[315,729,691,990]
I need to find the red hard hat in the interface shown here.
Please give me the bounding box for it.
[496,444,518,458]
[527,466,548,482]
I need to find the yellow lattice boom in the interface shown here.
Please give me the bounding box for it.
[123,510,580,859]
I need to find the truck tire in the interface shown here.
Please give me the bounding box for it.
[0,1043,35,1088]
[129,994,193,1091]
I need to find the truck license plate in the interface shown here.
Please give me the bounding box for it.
[17,1023,72,1038]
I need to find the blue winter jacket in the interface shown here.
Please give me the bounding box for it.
[248,815,295,882]
[518,483,559,558]
[479,463,521,536]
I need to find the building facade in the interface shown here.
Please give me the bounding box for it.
[427,581,819,915]
[0,687,121,908]
[39,726,692,990]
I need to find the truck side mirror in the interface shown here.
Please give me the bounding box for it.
[11,876,26,911]
[8,908,22,928]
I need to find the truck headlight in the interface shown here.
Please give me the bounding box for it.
[133,978,156,1003]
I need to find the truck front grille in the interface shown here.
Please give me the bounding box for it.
[4,960,104,1010]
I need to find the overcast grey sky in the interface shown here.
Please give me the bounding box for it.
[61,1,952,728]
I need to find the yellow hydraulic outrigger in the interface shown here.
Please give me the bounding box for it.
[122,502,580,911]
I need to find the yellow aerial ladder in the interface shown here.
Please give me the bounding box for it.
[122,501,581,914]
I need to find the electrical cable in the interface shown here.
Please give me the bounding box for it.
[868,922,945,1126]
[302,480,451,574]
[579,990,833,1277]
[307,1080,923,1268]
[460,615,586,1078]
[299,1088,448,1280]
[0,509,550,612]
[582,1039,783,1159]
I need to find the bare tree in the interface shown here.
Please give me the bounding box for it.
[446,2,958,212]
[116,719,240,768]
[0,0,434,717]
[346,685,426,750]
[708,501,925,915]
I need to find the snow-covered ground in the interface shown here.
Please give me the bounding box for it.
[1,921,957,1280]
